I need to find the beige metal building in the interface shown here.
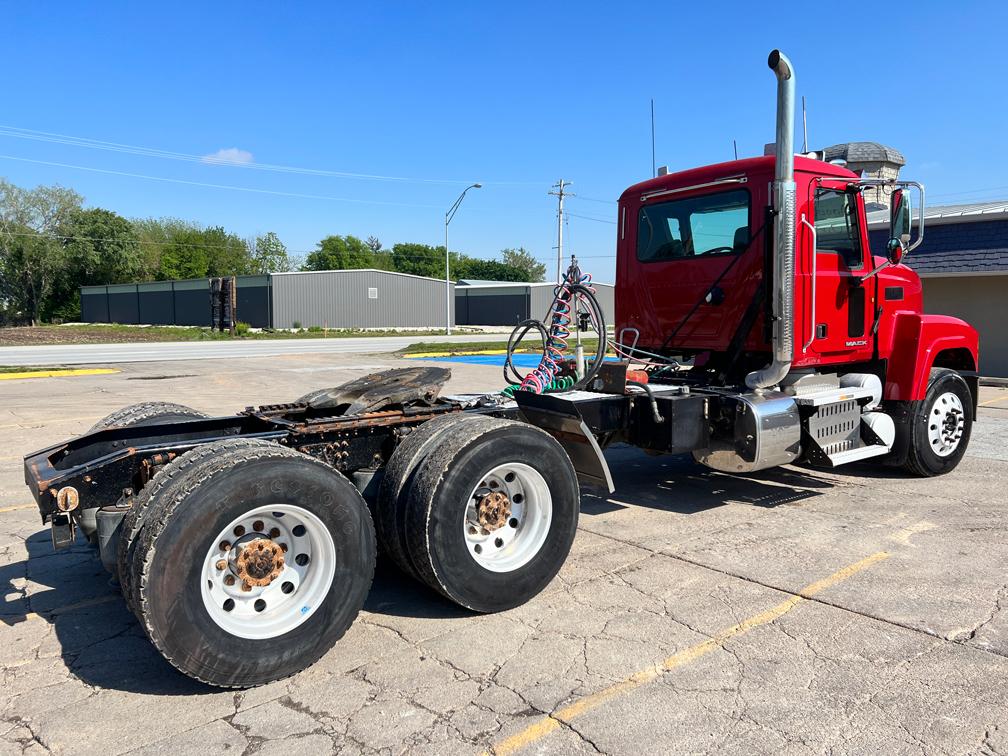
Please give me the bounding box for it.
[868,201,1008,377]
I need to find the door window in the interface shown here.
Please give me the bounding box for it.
[814,189,863,269]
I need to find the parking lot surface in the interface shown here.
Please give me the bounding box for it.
[1,351,1007,755]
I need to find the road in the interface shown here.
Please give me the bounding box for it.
[1,354,1007,754]
[0,333,508,366]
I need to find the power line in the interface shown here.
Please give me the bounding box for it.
[566,211,616,224]
[1,228,619,260]
[568,195,614,205]
[0,125,544,187]
[0,154,444,208]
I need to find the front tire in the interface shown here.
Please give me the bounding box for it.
[904,368,973,476]
[131,439,375,687]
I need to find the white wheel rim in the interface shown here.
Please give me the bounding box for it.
[463,462,552,573]
[928,391,965,457]
[200,504,336,639]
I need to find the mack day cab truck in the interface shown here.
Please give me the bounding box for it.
[22,50,978,688]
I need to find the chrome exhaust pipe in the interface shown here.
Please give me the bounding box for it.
[746,49,796,390]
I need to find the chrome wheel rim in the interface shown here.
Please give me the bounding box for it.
[463,462,552,573]
[928,391,965,457]
[200,504,335,639]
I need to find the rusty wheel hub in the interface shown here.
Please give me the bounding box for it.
[476,490,512,532]
[233,538,285,587]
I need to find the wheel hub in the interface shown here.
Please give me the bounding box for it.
[476,490,511,532]
[928,390,965,457]
[233,537,285,587]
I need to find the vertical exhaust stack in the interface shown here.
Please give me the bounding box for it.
[746,49,796,390]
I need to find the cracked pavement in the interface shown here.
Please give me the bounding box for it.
[1,352,1007,755]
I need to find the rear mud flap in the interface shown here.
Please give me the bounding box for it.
[513,393,615,494]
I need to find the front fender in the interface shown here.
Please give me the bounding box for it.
[884,313,978,402]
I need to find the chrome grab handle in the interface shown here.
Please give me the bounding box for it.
[800,213,816,352]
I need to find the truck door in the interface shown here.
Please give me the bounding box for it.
[809,182,874,360]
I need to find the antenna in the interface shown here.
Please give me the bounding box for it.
[650,99,656,178]
[802,95,808,153]
[733,139,738,161]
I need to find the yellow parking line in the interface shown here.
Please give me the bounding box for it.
[979,394,1008,407]
[0,503,35,514]
[0,368,119,381]
[487,550,890,756]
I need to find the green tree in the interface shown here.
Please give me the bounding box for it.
[390,242,445,278]
[303,235,380,271]
[251,231,291,274]
[0,179,83,324]
[156,225,251,280]
[453,256,526,282]
[131,217,198,279]
[49,207,141,320]
[501,247,546,282]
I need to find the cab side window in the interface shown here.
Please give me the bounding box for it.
[814,189,863,269]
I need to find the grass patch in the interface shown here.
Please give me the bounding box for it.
[401,338,601,357]
[0,364,62,373]
[0,324,461,347]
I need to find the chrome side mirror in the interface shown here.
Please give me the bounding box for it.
[887,188,911,264]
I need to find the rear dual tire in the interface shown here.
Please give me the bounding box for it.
[377,415,579,613]
[124,439,375,687]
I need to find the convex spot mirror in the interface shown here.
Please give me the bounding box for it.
[887,188,911,265]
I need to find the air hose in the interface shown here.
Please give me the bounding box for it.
[503,258,607,396]
[500,375,575,398]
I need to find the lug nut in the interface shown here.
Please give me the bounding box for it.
[241,581,253,592]
[253,520,264,532]
[234,525,245,537]
[223,575,236,586]
[219,540,231,552]
[279,542,288,553]
[269,527,280,538]
[215,560,227,571]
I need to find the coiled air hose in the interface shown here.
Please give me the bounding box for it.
[503,258,607,396]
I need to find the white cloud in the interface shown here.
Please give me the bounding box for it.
[201,147,254,165]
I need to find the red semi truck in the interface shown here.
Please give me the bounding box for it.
[23,49,978,687]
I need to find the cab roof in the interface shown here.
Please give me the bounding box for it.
[619,155,858,202]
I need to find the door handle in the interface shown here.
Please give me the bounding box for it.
[800,214,816,352]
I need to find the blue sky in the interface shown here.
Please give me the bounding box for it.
[2,3,1006,283]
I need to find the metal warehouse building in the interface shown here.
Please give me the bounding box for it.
[81,269,616,331]
[270,269,453,329]
[455,280,615,326]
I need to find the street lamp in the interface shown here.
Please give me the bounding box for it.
[444,183,482,335]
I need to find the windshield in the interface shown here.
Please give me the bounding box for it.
[637,189,750,262]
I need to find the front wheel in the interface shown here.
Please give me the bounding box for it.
[903,368,973,476]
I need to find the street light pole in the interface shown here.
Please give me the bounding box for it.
[444,183,482,336]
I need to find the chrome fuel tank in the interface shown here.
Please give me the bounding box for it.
[693,391,801,473]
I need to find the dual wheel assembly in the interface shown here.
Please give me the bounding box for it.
[108,405,578,687]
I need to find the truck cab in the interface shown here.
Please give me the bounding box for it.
[615,50,977,476]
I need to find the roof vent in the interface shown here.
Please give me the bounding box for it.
[657,165,671,176]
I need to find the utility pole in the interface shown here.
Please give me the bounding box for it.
[549,180,572,284]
